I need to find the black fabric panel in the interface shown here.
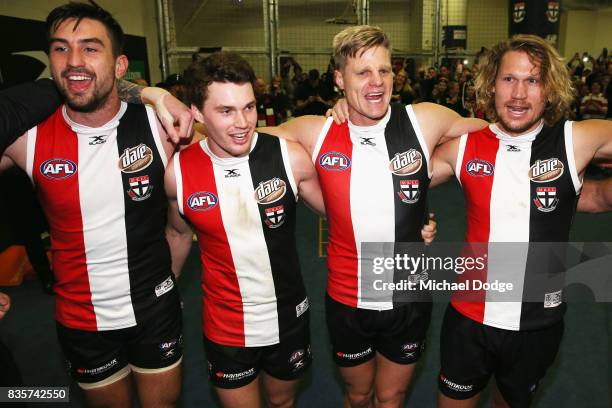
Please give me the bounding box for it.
[384,103,431,304]
[521,121,576,329]
[115,104,173,324]
[248,133,307,340]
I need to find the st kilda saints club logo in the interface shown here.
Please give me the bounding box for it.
[264,205,286,228]
[126,175,153,202]
[118,143,154,173]
[389,149,422,176]
[398,179,420,204]
[187,191,218,212]
[528,158,564,183]
[534,187,559,212]
[40,158,77,180]
[513,1,526,23]
[546,1,560,23]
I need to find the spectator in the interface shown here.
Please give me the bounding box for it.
[294,69,333,116]
[254,77,277,127]
[571,81,590,120]
[431,77,448,105]
[580,81,608,119]
[165,73,186,103]
[280,56,302,100]
[444,81,466,116]
[421,66,438,101]
[270,75,294,123]
[391,69,415,105]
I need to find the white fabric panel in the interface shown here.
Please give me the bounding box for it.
[564,121,583,194]
[70,105,135,330]
[406,105,432,177]
[484,132,533,330]
[348,110,394,310]
[210,151,279,346]
[174,151,184,215]
[311,117,334,163]
[25,127,37,182]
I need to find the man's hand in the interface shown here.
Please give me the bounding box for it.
[328,97,349,124]
[141,87,194,145]
[421,213,437,245]
[0,292,11,320]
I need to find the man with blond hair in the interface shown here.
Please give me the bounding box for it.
[264,24,486,408]
[428,34,612,407]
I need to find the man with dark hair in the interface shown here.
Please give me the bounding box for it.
[164,50,324,408]
[1,2,187,406]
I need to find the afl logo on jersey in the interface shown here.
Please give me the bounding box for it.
[528,158,564,183]
[319,152,351,171]
[466,159,494,177]
[389,149,422,176]
[187,192,218,211]
[118,143,153,173]
[40,158,77,180]
[254,178,287,204]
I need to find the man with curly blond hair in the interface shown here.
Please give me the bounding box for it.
[431,34,612,408]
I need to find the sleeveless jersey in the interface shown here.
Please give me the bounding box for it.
[313,103,431,310]
[27,103,173,331]
[175,134,308,347]
[452,121,581,330]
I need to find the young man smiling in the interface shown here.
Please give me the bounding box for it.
[164,51,324,408]
[2,3,184,406]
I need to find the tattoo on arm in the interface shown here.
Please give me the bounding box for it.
[117,80,143,104]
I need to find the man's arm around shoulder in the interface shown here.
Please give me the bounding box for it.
[412,102,487,150]
[260,115,327,157]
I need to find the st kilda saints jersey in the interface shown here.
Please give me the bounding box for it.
[175,133,308,347]
[27,103,174,331]
[452,121,581,330]
[313,103,431,310]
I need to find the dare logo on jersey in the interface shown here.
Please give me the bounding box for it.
[255,178,287,204]
[187,192,218,211]
[40,158,77,180]
[466,159,494,177]
[319,152,351,171]
[528,158,564,182]
[389,149,422,176]
[118,143,153,173]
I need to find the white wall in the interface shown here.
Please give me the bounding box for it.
[0,0,162,84]
[466,0,508,53]
[560,9,612,58]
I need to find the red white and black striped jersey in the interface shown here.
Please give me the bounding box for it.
[313,103,431,310]
[175,134,308,347]
[27,103,174,331]
[452,121,581,330]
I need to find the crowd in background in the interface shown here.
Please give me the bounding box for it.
[139,46,612,126]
